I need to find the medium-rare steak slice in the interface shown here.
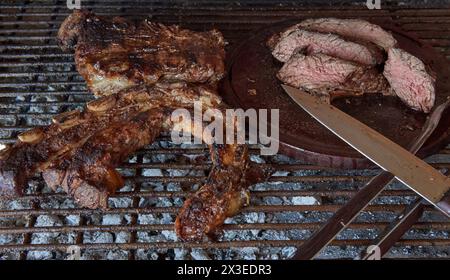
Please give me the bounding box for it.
[58,10,226,97]
[277,52,392,102]
[271,29,384,65]
[383,48,436,113]
[268,18,397,51]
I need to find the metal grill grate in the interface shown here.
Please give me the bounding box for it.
[0,0,449,260]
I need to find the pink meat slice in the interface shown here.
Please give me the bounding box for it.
[383,48,436,113]
[272,29,383,65]
[296,18,397,51]
[277,52,391,102]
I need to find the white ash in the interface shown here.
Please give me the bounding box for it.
[404,228,449,239]
[137,231,170,242]
[291,196,321,205]
[386,246,450,259]
[108,197,132,208]
[35,215,63,227]
[81,249,127,260]
[270,212,305,223]
[65,215,80,225]
[272,170,289,177]
[136,249,160,260]
[106,250,129,260]
[167,169,190,177]
[190,248,211,260]
[174,248,188,260]
[142,168,163,177]
[166,182,181,191]
[318,246,360,259]
[0,115,16,126]
[138,214,157,225]
[27,251,54,260]
[114,232,130,244]
[0,234,23,245]
[102,214,123,225]
[83,232,114,244]
[5,200,30,210]
[161,230,177,241]
[336,228,379,240]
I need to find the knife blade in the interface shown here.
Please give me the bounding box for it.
[292,96,450,260]
[282,84,450,217]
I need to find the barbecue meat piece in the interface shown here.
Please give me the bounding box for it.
[383,48,436,113]
[277,52,392,102]
[268,18,397,51]
[271,29,384,65]
[23,10,263,240]
[0,81,264,239]
[0,83,222,207]
[58,10,226,97]
[175,144,250,241]
[43,110,163,208]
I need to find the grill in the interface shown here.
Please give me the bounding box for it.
[0,0,449,260]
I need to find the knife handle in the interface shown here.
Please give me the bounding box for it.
[436,190,450,218]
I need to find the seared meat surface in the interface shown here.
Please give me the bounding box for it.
[277,52,391,102]
[43,110,163,209]
[384,48,436,113]
[271,29,384,65]
[175,144,250,241]
[58,10,226,97]
[0,83,221,208]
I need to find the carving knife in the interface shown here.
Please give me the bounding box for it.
[291,95,450,260]
[282,84,450,217]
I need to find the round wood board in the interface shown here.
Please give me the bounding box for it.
[221,19,450,169]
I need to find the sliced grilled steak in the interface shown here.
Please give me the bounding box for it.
[384,48,436,113]
[277,52,392,102]
[58,10,226,97]
[271,29,384,65]
[269,18,397,51]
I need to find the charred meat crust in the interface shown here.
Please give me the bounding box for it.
[43,110,163,209]
[0,83,222,205]
[57,10,226,97]
[175,144,251,241]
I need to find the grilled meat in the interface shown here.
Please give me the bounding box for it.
[58,10,226,97]
[0,83,222,207]
[271,29,384,65]
[175,144,250,241]
[0,10,267,240]
[383,48,436,113]
[268,17,397,51]
[43,110,163,209]
[277,52,392,102]
[271,18,436,113]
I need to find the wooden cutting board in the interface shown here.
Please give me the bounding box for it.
[221,19,450,169]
